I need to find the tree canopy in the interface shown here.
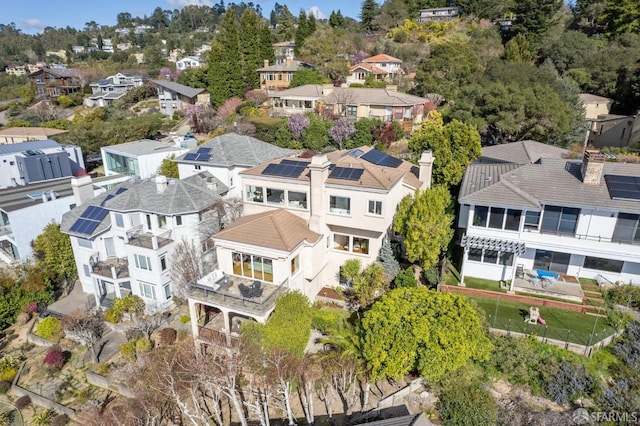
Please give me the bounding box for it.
[32,221,76,286]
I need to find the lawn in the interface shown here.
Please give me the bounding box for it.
[467,295,617,346]
[464,277,508,293]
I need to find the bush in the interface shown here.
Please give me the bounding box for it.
[606,285,640,310]
[51,414,68,426]
[32,409,53,426]
[0,381,10,394]
[120,342,136,362]
[104,308,120,323]
[113,295,145,319]
[135,338,153,354]
[36,317,62,340]
[0,411,11,426]
[0,368,17,382]
[23,301,38,314]
[311,309,342,333]
[159,328,177,346]
[44,349,65,370]
[393,267,418,288]
[180,315,190,324]
[15,395,31,409]
[94,363,111,376]
[545,362,596,405]
[437,383,497,426]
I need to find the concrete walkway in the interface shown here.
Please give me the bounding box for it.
[46,284,95,317]
[84,330,127,364]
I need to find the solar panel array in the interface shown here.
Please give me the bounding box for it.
[197,147,212,154]
[115,187,128,195]
[262,163,306,178]
[361,149,403,168]
[349,148,364,158]
[69,205,110,235]
[184,153,198,161]
[605,175,640,201]
[280,159,310,168]
[329,166,364,181]
[101,194,115,206]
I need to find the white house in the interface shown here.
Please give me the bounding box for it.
[86,72,144,107]
[0,140,84,188]
[347,54,403,85]
[186,147,434,344]
[101,139,190,179]
[176,56,203,72]
[175,133,292,199]
[60,173,229,312]
[458,141,640,297]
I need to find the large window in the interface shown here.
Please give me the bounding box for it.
[583,256,623,273]
[333,234,369,254]
[158,215,167,229]
[134,254,152,271]
[368,200,383,216]
[612,213,640,244]
[467,248,513,266]
[288,191,307,209]
[504,209,522,231]
[473,206,521,231]
[139,282,156,299]
[524,211,541,230]
[266,188,285,205]
[330,196,351,215]
[232,252,273,282]
[540,206,580,235]
[77,238,92,248]
[115,213,124,228]
[533,250,570,274]
[488,207,505,229]
[473,206,488,227]
[246,185,263,203]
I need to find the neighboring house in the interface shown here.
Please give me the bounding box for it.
[258,58,314,92]
[347,54,403,85]
[5,65,27,76]
[586,114,640,149]
[0,177,79,263]
[0,140,85,188]
[0,127,68,145]
[273,41,295,64]
[29,67,81,99]
[186,147,434,344]
[85,72,144,107]
[60,173,228,312]
[580,93,614,120]
[457,141,640,297]
[176,56,202,72]
[175,133,292,199]
[152,80,209,116]
[101,139,190,179]
[270,84,434,132]
[417,7,460,23]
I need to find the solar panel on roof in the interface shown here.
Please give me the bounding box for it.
[101,194,115,206]
[70,218,101,235]
[605,175,640,201]
[196,153,211,161]
[184,153,198,161]
[115,187,128,195]
[349,148,364,158]
[361,149,386,165]
[329,166,364,181]
[262,163,306,178]
[197,147,212,154]
[81,205,109,221]
[280,159,309,168]
[379,155,402,168]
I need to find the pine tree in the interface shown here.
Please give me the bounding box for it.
[360,0,379,32]
[208,7,244,107]
[295,11,309,55]
[329,10,345,28]
[239,8,261,89]
[378,240,400,281]
[276,5,295,41]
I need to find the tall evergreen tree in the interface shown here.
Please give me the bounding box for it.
[207,7,243,107]
[295,11,309,55]
[239,8,261,89]
[511,0,563,45]
[329,10,345,28]
[360,0,379,32]
[276,5,295,41]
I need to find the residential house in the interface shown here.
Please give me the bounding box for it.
[0,178,79,263]
[175,133,292,199]
[457,141,640,300]
[101,139,190,179]
[258,59,314,92]
[347,54,403,85]
[176,56,203,72]
[72,46,86,54]
[5,65,27,76]
[152,80,209,117]
[0,140,85,188]
[0,127,68,145]
[60,173,228,311]
[273,41,295,64]
[580,93,614,120]
[586,113,640,149]
[187,147,433,344]
[29,67,81,99]
[86,72,144,107]
[417,7,460,23]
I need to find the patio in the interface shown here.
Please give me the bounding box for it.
[513,270,584,303]
[92,257,129,279]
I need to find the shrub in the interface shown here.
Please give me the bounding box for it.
[606,285,640,310]
[36,317,62,340]
[51,414,68,426]
[23,301,38,314]
[120,342,136,361]
[32,409,53,426]
[15,395,31,409]
[311,310,342,333]
[0,381,10,394]
[135,338,153,354]
[44,349,65,370]
[545,362,596,405]
[104,308,120,323]
[0,411,11,426]
[0,368,17,382]
[113,295,145,318]
[437,383,497,426]
[94,363,111,376]
[159,328,177,346]
[393,267,418,288]
[180,315,190,324]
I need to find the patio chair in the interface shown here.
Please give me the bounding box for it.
[239,283,253,298]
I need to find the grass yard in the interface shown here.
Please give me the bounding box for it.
[467,295,617,345]
[464,277,508,293]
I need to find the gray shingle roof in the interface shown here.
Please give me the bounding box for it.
[152,80,206,98]
[478,140,567,165]
[175,133,292,167]
[102,139,184,156]
[0,178,74,213]
[323,87,429,107]
[0,139,61,155]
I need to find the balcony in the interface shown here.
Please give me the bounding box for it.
[188,271,289,316]
[92,257,130,280]
[127,225,173,250]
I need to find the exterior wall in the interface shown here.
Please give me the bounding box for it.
[102,148,188,179]
[178,163,245,199]
[270,97,318,117]
[259,71,295,91]
[156,87,201,117]
[31,69,80,99]
[588,116,636,148]
[0,145,83,188]
[584,102,612,120]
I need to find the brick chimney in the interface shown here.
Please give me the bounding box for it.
[418,150,435,189]
[308,154,331,234]
[581,150,606,185]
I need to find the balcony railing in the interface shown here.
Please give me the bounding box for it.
[127,228,173,250]
[92,257,130,279]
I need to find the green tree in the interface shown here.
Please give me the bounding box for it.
[361,287,492,382]
[32,222,76,288]
[329,10,345,28]
[393,267,418,288]
[239,8,262,89]
[408,111,481,188]
[602,0,640,35]
[503,33,533,63]
[511,0,563,44]
[276,5,295,41]
[301,117,330,151]
[378,240,400,281]
[350,263,388,308]
[290,68,327,87]
[259,291,312,358]
[360,0,379,32]
[454,0,513,20]
[158,154,178,178]
[393,186,454,270]
[208,8,244,107]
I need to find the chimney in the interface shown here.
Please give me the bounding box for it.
[206,177,218,192]
[286,57,292,67]
[322,83,334,96]
[41,192,49,203]
[386,84,398,92]
[263,59,269,68]
[155,175,168,193]
[308,154,331,234]
[418,150,435,189]
[71,175,94,206]
[581,150,605,185]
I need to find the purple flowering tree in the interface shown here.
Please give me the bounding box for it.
[287,114,310,140]
[329,118,356,150]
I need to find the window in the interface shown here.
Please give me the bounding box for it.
[164,284,172,299]
[291,255,299,274]
[160,254,167,271]
[115,213,124,228]
[499,252,513,266]
[246,185,263,203]
[534,250,570,274]
[330,196,351,215]
[134,254,152,271]
[83,264,91,277]
[484,250,499,264]
[158,215,167,229]
[77,238,92,248]
[333,234,369,254]
[139,282,156,299]
[176,216,182,226]
[353,237,369,254]
[504,209,522,231]
[346,106,357,116]
[473,206,488,227]
[584,256,623,273]
[232,252,274,282]
[368,200,383,216]
[468,248,483,262]
[288,191,307,209]
[540,206,579,235]
[488,207,505,229]
[266,188,285,205]
[612,213,640,243]
[468,248,513,265]
[146,214,152,230]
[333,234,350,251]
[524,211,540,230]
